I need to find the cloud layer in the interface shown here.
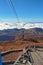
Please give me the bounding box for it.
[0,22,43,30]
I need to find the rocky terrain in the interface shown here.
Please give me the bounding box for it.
[0,28,43,62]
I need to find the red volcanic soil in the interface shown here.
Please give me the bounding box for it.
[0,36,43,62]
[0,36,43,51]
[2,52,22,62]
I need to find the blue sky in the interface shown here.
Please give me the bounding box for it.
[0,0,43,24]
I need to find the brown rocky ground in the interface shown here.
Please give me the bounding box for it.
[0,36,43,62]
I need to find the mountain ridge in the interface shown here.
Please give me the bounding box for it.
[0,28,43,41]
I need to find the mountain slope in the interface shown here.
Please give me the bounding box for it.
[0,28,43,41]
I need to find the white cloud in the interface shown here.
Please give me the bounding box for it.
[23,23,43,29]
[0,22,43,30]
[0,18,43,30]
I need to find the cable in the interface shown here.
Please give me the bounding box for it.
[7,0,20,22]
